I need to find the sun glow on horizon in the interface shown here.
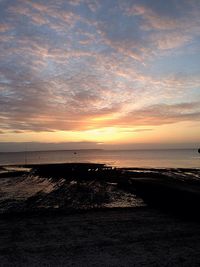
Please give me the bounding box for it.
[1,121,200,148]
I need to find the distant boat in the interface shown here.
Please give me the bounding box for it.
[74,152,77,155]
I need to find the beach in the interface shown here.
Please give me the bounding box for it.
[0,163,200,266]
[1,208,200,266]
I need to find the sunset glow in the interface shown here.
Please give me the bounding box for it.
[0,0,200,151]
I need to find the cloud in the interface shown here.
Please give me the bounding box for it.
[109,102,200,128]
[131,129,153,133]
[86,0,100,12]
[122,0,200,54]
[119,128,153,133]
[8,0,81,29]
[0,0,200,136]
[0,23,12,32]
[152,32,191,50]
[0,44,199,133]
[1,95,199,133]
[67,0,82,7]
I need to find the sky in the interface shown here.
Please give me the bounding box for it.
[0,0,200,151]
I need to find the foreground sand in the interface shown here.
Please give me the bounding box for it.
[1,207,200,266]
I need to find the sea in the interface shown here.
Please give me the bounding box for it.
[0,149,199,168]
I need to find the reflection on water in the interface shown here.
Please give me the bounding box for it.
[0,149,199,168]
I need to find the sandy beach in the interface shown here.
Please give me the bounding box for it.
[1,208,200,266]
[1,163,200,266]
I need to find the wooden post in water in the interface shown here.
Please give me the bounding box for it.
[24,144,28,165]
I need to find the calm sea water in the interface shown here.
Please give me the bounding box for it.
[0,149,199,168]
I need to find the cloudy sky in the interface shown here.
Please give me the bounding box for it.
[0,0,200,151]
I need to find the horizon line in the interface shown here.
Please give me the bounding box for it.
[0,147,198,153]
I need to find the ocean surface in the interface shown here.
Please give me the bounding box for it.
[0,149,199,168]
